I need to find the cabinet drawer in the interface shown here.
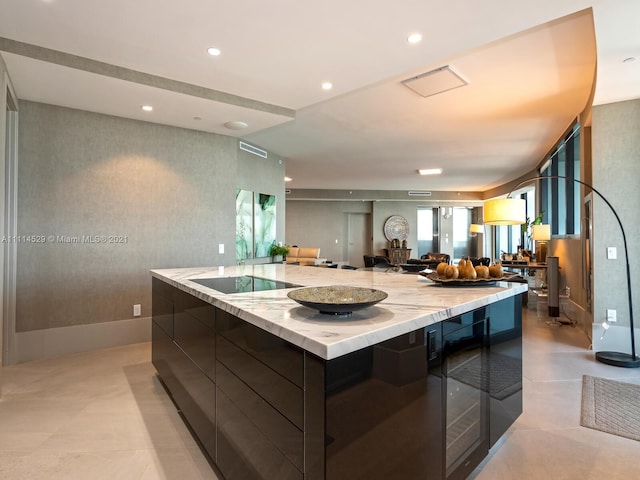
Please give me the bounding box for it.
[174,288,215,328]
[152,292,173,338]
[152,277,174,301]
[216,387,303,480]
[217,335,303,429]
[170,346,216,460]
[217,362,303,470]
[152,320,178,390]
[174,310,215,380]
[152,321,216,459]
[217,309,303,387]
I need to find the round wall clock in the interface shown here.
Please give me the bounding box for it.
[383,215,409,241]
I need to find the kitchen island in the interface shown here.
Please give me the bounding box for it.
[151,264,527,480]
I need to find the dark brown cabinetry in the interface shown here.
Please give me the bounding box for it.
[215,309,304,480]
[442,311,489,479]
[151,278,216,459]
[152,279,522,480]
[384,247,412,265]
[487,295,523,446]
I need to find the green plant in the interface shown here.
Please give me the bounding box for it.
[268,243,289,257]
[522,211,545,248]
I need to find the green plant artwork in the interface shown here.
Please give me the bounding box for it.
[254,193,276,258]
[235,189,253,260]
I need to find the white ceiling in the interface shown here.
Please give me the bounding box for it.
[1,0,639,192]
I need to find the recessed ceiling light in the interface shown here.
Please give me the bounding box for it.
[284,176,292,182]
[224,121,248,130]
[207,47,221,56]
[141,105,153,112]
[407,33,423,44]
[321,82,333,90]
[418,168,443,175]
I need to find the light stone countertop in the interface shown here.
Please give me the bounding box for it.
[151,264,527,360]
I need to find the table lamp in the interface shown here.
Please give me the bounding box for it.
[531,224,551,263]
[469,223,484,236]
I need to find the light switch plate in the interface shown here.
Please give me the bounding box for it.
[607,247,617,259]
[219,243,224,254]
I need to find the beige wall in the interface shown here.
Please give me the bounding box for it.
[371,202,419,256]
[286,200,479,264]
[548,237,585,316]
[13,102,284,360]
[285,200,372,262]
[590,99,640,352]
[0,55,8,380]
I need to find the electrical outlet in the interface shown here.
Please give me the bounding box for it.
[607,309,617,322]
[133,304,141,317]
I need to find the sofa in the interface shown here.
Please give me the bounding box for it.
[285,247,322,266]
[406,252,451,269]
[469,257,491,267]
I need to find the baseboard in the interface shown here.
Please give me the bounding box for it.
[14,316,151,364]
[561,297,588,332]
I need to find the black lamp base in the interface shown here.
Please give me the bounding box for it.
[596,351,640,368]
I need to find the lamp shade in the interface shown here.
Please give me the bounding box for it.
[531,224,551,241]
[483,198,526,225]
[469,223,484,234]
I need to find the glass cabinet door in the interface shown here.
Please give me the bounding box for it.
[442,311,489,479]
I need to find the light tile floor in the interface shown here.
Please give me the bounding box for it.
[0,343,219,480]
[471,304,640,479]
[1,305,639,479]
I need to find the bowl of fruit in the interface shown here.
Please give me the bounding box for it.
[420,259,510,286]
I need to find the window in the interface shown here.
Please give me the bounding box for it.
[540,123,581,235]
[452,207,471,263]
[417,207,439,257]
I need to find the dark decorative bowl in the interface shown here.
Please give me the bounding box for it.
[287,285,388,315]
[399,263,428,273]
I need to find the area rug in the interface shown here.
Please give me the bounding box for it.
[580,375,640,442]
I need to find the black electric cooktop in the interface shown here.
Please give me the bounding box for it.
[191,275,301,294]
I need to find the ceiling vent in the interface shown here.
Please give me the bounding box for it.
[402,66,468,98]
[239,141,267,158]
[408,191,432,197]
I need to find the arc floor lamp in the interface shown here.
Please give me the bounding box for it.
[484,175,639,368]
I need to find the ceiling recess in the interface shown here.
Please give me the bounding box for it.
[225,121,248,130]
[402,65,468,98]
